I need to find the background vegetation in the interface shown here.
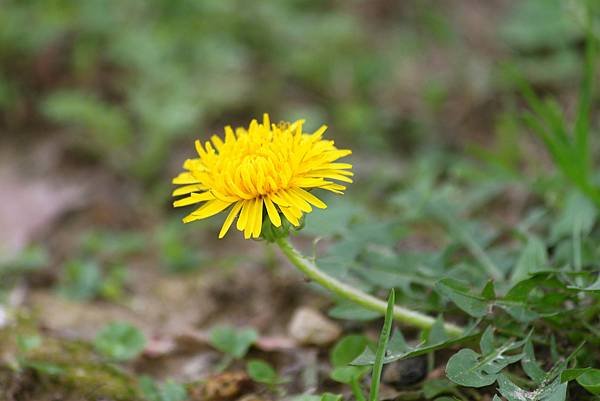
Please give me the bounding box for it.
[1,0,599,400]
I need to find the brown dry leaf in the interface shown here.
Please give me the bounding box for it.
[188,371,252,401]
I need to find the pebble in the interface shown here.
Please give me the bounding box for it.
[287,307,342,346]
[382,356,428,388]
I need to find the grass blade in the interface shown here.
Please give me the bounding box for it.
[368,289,395,401]
[574,8,596,160]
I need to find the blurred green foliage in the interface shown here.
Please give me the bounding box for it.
[94,321,146,361]
[1,2,600,399]
[139,376,188,401]
[1,0,594,183]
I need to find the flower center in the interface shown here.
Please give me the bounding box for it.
[232,151,287,196]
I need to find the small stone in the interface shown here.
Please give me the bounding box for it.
[287,307,342,346]
[382,356,427,388]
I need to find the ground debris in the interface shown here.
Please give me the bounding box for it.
[188,371,253,401]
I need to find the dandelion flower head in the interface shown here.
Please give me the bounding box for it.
[172,114,353,239]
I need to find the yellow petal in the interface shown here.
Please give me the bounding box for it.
[172,184,204,197]
[280,206,300,226]
[211,135,224,151]
[264,196,281,227]
[172,172,198,185]
[270,191,290,207]
[182,199,231,223]
[173,192,214,207]
[252,198,263,238]
[237,200,251,231]
[293,177,326,188]
[323,163,352,170]
[210,189,239,203]
[244,199,257,239]
[225,126,235,143]
[291,187,327,209]
[309,172,353,183]
[311,125,327,140]
[281,189,311,213]
[219,201,244,238]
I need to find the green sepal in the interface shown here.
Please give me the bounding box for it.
[260,214,304,242]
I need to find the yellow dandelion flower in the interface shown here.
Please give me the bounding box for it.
[172,113,353,239]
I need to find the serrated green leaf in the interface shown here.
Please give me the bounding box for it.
[446,349,498,387]
[387,329,410,354]
[511,235,548,282]
[481,280,496,300]
[522,341,546,384]
[351,330,479,366]
[436,278,488,318]
[479,326,495,355]
[497,373,567,401]
[551,191,597,241]
[426,316,449,345]
[567,274,600,292]
[495,275,545,322]
[445,329,528,388]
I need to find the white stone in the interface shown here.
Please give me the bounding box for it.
[287,307,342,346]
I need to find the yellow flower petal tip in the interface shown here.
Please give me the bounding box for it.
[172,114,352,238]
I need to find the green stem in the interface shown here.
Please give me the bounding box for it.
[275,237,464,337]
[350,378,366,401]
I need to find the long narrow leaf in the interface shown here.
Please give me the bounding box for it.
[368,290,395,401]
[574,12,597,163]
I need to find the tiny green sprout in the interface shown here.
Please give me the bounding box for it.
[246,358,288,395]
[139,376,188,401]
[94,322,146,361]
[246,359,280,385]
[209,325,258,360]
